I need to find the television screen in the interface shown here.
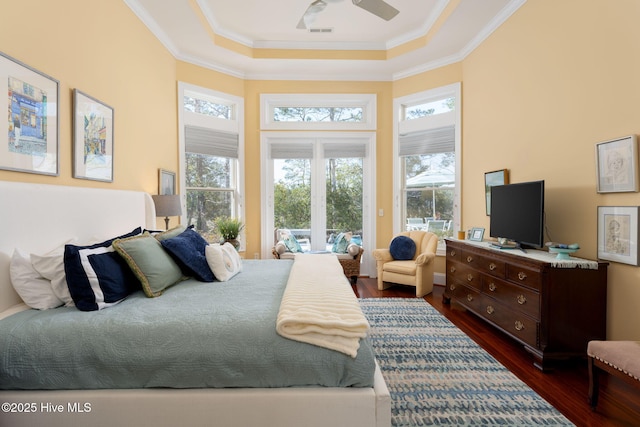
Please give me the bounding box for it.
[489,180,545,248]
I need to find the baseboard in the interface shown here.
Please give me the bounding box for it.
[434,272,445,286]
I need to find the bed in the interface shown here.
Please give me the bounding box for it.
[0,181,390,427]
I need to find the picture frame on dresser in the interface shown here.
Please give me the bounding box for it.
[597,206,639,265]
[595,135,638,193]
[469,227,485,241]
[73,89,114,182]
[1,51,59,176]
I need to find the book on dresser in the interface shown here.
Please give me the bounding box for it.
[444,238,608,371]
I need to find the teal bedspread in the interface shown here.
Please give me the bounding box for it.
[0,260,375,390]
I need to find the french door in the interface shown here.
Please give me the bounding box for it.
[261,132,375,276]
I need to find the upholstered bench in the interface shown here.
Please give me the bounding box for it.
[272,245,364,284]
[587,340,640,409]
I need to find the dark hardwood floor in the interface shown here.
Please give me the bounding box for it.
[352,277,640,427]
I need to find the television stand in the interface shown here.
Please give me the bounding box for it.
[444,239,608,371]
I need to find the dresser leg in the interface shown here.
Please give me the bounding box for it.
[442,294,451,304]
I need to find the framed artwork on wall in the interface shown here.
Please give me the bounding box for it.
[484,169,509,215]
[0,51,59,176]
[595,135,638,193]
[597,206,639,265]
[159,169,176,195]
[73,89,114,182]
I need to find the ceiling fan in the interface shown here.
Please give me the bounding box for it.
[297,0,400,30]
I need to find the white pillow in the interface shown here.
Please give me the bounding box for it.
[10,249,64,310]
[30,240,76,307]
[205,243,242,282]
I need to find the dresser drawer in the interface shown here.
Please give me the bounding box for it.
[450,284,484,314]
[460,249,505,277]
[446,245,462,262]
[506,264,542,291]
[482,275,541,319]
[447,260,481,291]
[481,299,538,348]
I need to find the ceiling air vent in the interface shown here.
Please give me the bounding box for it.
[309,28,333,33]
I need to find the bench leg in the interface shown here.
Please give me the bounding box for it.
[588,356,600,409]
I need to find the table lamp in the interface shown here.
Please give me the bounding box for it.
[152,194,182,230]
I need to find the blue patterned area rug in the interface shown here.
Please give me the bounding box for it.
[359,298,574,426]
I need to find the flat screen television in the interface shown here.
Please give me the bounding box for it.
[489,180,545,249]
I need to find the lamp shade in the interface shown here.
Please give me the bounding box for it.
[152,195,182,217]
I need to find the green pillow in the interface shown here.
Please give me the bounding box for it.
[113,233,184,297]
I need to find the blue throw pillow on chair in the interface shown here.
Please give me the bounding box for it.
[389,235,416,260]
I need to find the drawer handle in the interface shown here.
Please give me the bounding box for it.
[517,294,527,305]
[514,320,525,331]
[467,294,474,302]
[467,274,473,282]
[450,266,456,273]
[450,250,457,257]
[517,272,527,281]
[486,305,494,315]
[489,262,497,271]
[449,284,456,291]
[466,256,473,263]
[488,282,497,292]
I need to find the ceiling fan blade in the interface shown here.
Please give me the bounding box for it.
[352,0,399,21]
[297,0,328,29]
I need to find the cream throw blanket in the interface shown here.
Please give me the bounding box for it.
[276,254,370,358]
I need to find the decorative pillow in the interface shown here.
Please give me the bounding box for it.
[113,233,184,298]
[64,227,142,311]
[30,239,78,307]
[389,235,416,260]
[274,241,287,255]
[205,242,242,282]
[347,243,361,257]
[280,229,303,253]
[332,232,353,254]
[160,228,214,282]
[10,249,63,310]
[153,224,187,242]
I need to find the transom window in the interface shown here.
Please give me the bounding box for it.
[261,94,376,130]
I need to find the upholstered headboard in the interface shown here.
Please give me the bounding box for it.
[0,181,156,312]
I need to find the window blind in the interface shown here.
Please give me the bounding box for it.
[270,142,314,159]
[324,143,367,158]
[185,125,238,159]
[398,125,455,156]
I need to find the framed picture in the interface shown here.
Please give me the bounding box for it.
[159,169,176,195]
[469,227,485,242]
[484,169,509,215]
[597,206,639,265]
[73,89,114,182]
[1,51,59,176]
[595,135,638,193]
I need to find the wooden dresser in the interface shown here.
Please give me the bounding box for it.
[444,239,608,371]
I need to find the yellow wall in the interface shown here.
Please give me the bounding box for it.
[2,0,638,339]
[460,0,640,340]
[0,0,176,197]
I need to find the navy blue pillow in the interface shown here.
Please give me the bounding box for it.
[389,235,416,260]
[160,228,215,282]
[64,227,142,311]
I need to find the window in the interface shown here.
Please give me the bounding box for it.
[178,83,244,245]
[261,94,376,130]
[394,84,461,252]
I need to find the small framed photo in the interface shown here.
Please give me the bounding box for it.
[1,51,59,176]
[469,227,485,242]
[73,89,114,182]
[485,169,509,215]
[595,135,638,193]
[597,206,639,265]
[159,169,176,195]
